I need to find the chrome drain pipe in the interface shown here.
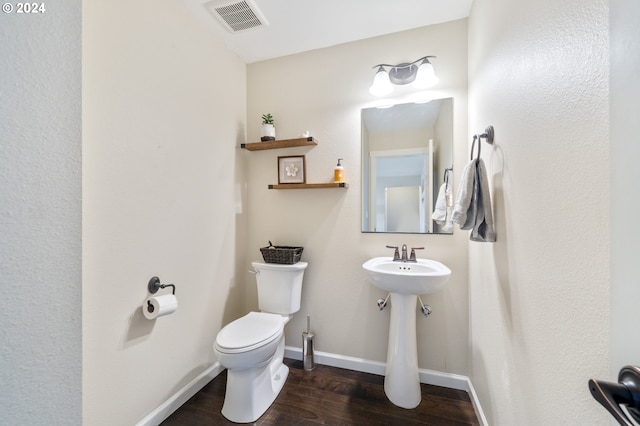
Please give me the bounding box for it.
[418,295,432,317]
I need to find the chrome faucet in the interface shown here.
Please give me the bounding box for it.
[387,244,424,262]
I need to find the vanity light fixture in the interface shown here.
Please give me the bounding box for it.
[369,56,439,96]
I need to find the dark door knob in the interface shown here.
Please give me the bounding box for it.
[589,365,640,425]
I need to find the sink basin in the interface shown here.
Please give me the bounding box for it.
[362,257,451,295]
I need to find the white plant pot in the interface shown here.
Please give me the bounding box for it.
[261,124,276,141]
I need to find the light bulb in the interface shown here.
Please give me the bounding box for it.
[412,60,439,89]
[369,66,393,96]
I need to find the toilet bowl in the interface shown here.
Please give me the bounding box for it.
[214,261,308,423]
[214,312,289,423]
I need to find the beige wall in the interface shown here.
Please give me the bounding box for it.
[370,127,432,152]
[468,0,609,424]
[82,0,247,424]
[246,20,470,373]
[435,98,454,198]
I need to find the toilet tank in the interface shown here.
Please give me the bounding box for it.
[252,261,308,315]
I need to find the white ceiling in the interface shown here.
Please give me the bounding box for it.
[183,0,472,63]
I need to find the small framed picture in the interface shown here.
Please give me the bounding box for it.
[278,155,306,184]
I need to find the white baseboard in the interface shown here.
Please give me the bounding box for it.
[135,362,224,426]
[285,346,488,426]
[136,349,487,426]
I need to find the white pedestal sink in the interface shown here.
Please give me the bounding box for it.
[362,256,451,408]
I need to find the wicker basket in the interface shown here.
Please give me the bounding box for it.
[260,244,304,264]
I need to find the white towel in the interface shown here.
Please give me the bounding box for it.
[433,183,447,223]
[433,183,453,232]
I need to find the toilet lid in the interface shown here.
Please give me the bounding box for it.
[216,312,284,351]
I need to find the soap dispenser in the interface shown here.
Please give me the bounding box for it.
[334,158,344,183]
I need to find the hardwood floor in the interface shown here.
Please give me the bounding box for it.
[161,358,480,426]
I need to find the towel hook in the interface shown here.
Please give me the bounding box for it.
[470,125,495,160]
[479,125,495,144]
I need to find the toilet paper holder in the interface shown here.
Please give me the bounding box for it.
[148,276,176,295]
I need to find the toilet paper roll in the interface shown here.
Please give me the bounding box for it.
[143,294,178,320]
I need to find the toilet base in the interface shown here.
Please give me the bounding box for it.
[221,339,288,423]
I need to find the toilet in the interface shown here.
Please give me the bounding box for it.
[214,260,308,423]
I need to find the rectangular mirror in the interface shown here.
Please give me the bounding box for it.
[361,98,453,234]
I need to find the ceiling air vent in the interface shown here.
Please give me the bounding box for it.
[204,0,269,33]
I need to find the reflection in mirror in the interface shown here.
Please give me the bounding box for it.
[361,98,453,234]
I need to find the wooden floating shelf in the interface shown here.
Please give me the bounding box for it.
[241,137,317,151]
[268,182,349,190]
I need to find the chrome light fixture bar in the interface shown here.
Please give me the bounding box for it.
[369,56,439,96]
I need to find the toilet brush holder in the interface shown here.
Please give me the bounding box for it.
[302,331,315,371]
[302,314,315,371]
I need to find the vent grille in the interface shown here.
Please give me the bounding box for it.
[205,0,268,33]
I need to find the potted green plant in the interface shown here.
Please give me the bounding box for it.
[260,113,276,141]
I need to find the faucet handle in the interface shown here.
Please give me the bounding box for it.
[409,247,425,261]
[385,245,401,261]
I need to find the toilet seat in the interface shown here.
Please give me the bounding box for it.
[216,312,284,354]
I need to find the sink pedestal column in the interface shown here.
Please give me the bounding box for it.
[385,293,421,409]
